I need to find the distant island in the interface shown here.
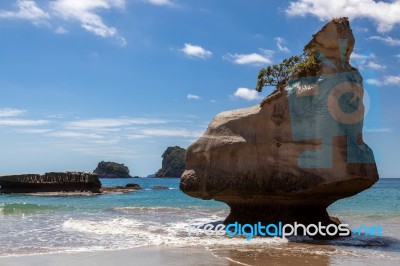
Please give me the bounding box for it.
[156,146,186,178]
[94,161,136,178]
[0,172,142,194]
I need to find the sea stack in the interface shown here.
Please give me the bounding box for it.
[179,18,379,237]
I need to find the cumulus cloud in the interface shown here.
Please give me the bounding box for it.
[365,61,386,70]
[0,0,126,45]
[0,0,50,25]
[370,35,400,46]
[350,52,385,70]
[285,0,400,32]
[145,0,174,6]
[181,43,212,59]
[187,94,201,100]
[50,0,126,46]
[233,88,262,101]
[366,75,400,86]
[0,108,26,117]
[55,26,68,34]
[223,49,273,66]
[275,37,290,53]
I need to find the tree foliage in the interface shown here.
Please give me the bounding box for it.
[256,50,319,92]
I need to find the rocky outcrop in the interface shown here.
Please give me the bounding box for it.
[180,18,379,237]
[125,183,142,190]
[0,172,101,193]
[100,183,141,194]
[156,146,186,178]
[94,161,133,178]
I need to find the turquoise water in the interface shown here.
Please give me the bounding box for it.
[0,178,399,263]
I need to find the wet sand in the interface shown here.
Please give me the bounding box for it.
[0,247,230,266]
[1,244,399,266]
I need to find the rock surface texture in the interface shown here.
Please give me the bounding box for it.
[180,18,379,235]
[0,172,101,193]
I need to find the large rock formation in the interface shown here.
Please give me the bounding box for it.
[94,161,133,178]
[156,146,186,178]
[180,18,379,235]
[0,172,101,193]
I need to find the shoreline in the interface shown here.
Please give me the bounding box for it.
[0,247,232,266]
[1,244,399,266]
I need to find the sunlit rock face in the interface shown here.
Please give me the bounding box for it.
[180,18,378,237]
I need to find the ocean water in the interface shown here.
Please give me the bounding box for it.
[0,178,399,265]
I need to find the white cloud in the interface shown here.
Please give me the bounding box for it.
[0,108,26,117]
[18,128,53,134]
[350,52,385,70]
[51,0,126,46]
[48,131,104,139]
[370,35,400,46]
[285,0,400,32]
[354,26,369,33]
[365,128,392,133]
[365,61,386,70]
[65,118,166,130]
[275,37,290,53]
[181,43,212,59]
[139,128,204,138]
[0,0,50,25]
[187,94,201,100]
[366,75,400,86]
[0,119,49,126]
[145,0,173,6]
[126,134,148,139]
[366,78,381,86]
[55,26,68,34]
[233,88,262,101]
[351,52,375,60]
[0,0,127,45]
[223,49,273,66]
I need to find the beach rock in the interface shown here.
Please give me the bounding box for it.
[180,18,379,237]
[156,146,186,178]
[125,183,142,190]
[0,172,101,193]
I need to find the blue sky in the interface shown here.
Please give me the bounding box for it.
[0,0,399,177]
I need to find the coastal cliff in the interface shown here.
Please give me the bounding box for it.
[180,18,379,238]
[156,146,186,178]
[0,172,101,193]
